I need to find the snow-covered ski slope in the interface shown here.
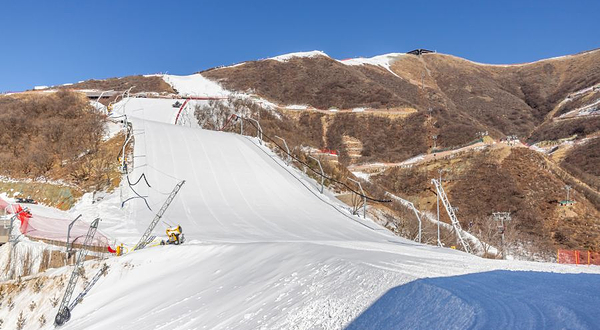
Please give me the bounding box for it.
[57,96,600,330]
[111,97,393,243]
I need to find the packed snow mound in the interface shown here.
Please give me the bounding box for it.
[268,50,329,62]
[161,73,230,97]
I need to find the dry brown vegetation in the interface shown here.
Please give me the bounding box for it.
[203,56,421,110]
[373,146,600,255]
[0,91,105,177]
[0,91,122,205]
[52,75,175,94]
[325,112,428,164]
[197,96,429,166]
[203,49,600,153]
[528,117,600,142]
[561,137,600,191]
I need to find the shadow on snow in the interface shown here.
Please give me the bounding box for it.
[346,270,600,330]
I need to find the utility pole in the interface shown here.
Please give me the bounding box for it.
[436,169,444,247]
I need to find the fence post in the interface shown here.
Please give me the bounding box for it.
[66,215,82,263]
[348,178,367,218]
[274,135,291,165]
[576,251,580,265]
[588,251,591,266]
[308,155,324,194]
[245,117,262,145]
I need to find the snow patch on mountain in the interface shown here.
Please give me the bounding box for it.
[285,104,309,110]
[340,53,404,77]
[268,50,329,62]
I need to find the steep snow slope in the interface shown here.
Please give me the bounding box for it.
[111,97,395,244]
[3,97,597,330]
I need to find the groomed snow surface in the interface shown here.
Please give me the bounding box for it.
[3,95,600,330]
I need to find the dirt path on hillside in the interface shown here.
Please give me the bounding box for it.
[349,141,491,173]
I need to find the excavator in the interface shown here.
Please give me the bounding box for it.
[161,225,185,245]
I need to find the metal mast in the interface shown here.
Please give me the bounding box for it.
[431,179,472,253]
[68,263,109,311]
[134,180,185,251]
[55,218,101,326]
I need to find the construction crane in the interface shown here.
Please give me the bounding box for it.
[431,179,472,253]
[134,180,185,251]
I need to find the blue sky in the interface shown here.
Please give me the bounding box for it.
[1,0,598,92]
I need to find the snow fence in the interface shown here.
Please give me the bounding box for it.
[558,249,600,266]
[1,197,109,248]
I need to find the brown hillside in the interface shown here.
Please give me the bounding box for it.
[373,146,600,254]
[561,137,600,191]
[52,75,175,94]
[0,91,121,195]
[416,50,600,142]
[202,56,422,110]
[324,112,428,164]
[528,117,600,142]
[201,50,600,153]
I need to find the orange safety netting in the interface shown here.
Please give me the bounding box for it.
[557,249,600,266]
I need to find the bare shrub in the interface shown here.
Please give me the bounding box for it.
[38,315,47,327]
[16,311,26,330]
[0,91,106,179]
[50,295,59,308]
[32,279,43,293]
[7,297,14,311]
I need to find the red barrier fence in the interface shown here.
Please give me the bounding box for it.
[557,249,600,265]
[319,149,338,155]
